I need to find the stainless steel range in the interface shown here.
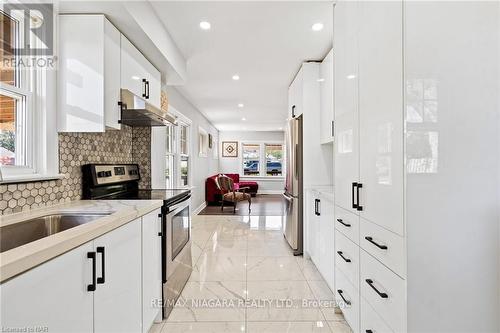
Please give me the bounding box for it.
[82,163,192,319]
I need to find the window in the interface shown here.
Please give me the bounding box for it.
[198,126,208,158]
[265,144,283,176]
[242,144,260,176]
[241,142,285,177]
[0,9,58,181]
[179,123,190,187]
[1,11,31,169]
[165,124,176,189]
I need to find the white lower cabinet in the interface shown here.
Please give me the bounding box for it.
[0,210,162,333]
[306,189,335,290]
[141,210,163,332]
[360,250,406,333]
[335,268,360,333]
[0,242,94,332]
[335,230,359,288]
[94,219,142,333]
[360,297,394,333]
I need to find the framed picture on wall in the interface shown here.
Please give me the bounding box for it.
[222,141,238,157]
[208,134,213,149]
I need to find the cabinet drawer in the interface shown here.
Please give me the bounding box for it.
[335,268,360,333]
[360,297,394,333]
[360,250,405,333]
[360,218,405,278]
[335,205,359,245]
[335,230,359,288]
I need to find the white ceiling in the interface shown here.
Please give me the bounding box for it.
[151,1,333,131]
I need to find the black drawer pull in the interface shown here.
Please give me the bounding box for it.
[337,218,351,227]
[87,252,96,292]
[366,330,374,333]
[96,247,105,284]
[337,251,351,263]
[337,289,351,305]
[365,279,388,299]
[365,236,388,250]
[352,182,358,209]
[356,183,363,211]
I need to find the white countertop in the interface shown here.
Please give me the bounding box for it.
[0,199,163,283]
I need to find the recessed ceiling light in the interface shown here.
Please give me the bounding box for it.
[242,117,246,121]
[238,103,244,108]
[346,74,357,79]
[232,74,240,81]
[279,127,283,130]
[312,22,324,31]
[317,78,325,82]
[199,21,211,30]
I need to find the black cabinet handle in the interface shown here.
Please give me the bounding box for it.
[337,251,351,263]
[337,289,351,305]
[331,120,334,137]
[337,218,351,227]
[96,247,105,284]
[365,236,388,250]
[87,252,96,292]
[314,199,318,216]
[142,78,147,98]
[356,183,363,211]
[158,213,163,236]
[316,199,321,216]
[292,105,296,118]
[352,182,358,209]
[146,80,150,99]
[365,279,388,299]
[366,330,374,333]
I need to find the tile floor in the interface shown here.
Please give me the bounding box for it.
[150,214,351,333]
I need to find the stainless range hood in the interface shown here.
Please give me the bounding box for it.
[119,89,177,127]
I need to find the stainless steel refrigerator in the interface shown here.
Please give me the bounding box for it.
[283,115,303,255]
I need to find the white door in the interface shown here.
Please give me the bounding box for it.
[305,190,319,260]
[317,194,335,290]
[104,18,121,130]
[320,49,334,144]
[121,35,148,99]
[0,242,94,332]
[142,209,163,332]
[333,0,360,214]
[358,1,404,236]
[94,219,142,333]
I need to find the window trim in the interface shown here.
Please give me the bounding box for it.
[175,112,192,189]
[239,141,285,178]
[0,7,61,183]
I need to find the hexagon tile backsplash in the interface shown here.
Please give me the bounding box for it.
[0,126,152,215]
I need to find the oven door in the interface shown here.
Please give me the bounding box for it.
[164,196,192,279]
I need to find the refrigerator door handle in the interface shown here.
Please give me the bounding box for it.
[283,193,293,201]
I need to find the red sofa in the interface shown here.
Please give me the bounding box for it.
[206,174,258,204]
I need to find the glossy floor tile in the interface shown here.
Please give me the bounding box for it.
[153,214,351,333]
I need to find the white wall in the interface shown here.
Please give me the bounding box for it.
[155,86,219,211]
[219,131,285,194]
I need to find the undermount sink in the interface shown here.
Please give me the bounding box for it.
[1,213,113,253]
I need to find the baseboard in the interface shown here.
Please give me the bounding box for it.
[258,190,283,195]
[193,201,207,215]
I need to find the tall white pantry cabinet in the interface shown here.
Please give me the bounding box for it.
[333,1,499,333]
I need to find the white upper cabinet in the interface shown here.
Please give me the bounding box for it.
[334,1,360,214]
[0,242,94,332]
[121,35,161,109]
[93,219,142,333]
[358,1,404,236]
[320,49,334,144]
[288,69,303,118]
[58,15,121,132]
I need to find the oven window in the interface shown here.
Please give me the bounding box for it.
[171,205,190,260]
